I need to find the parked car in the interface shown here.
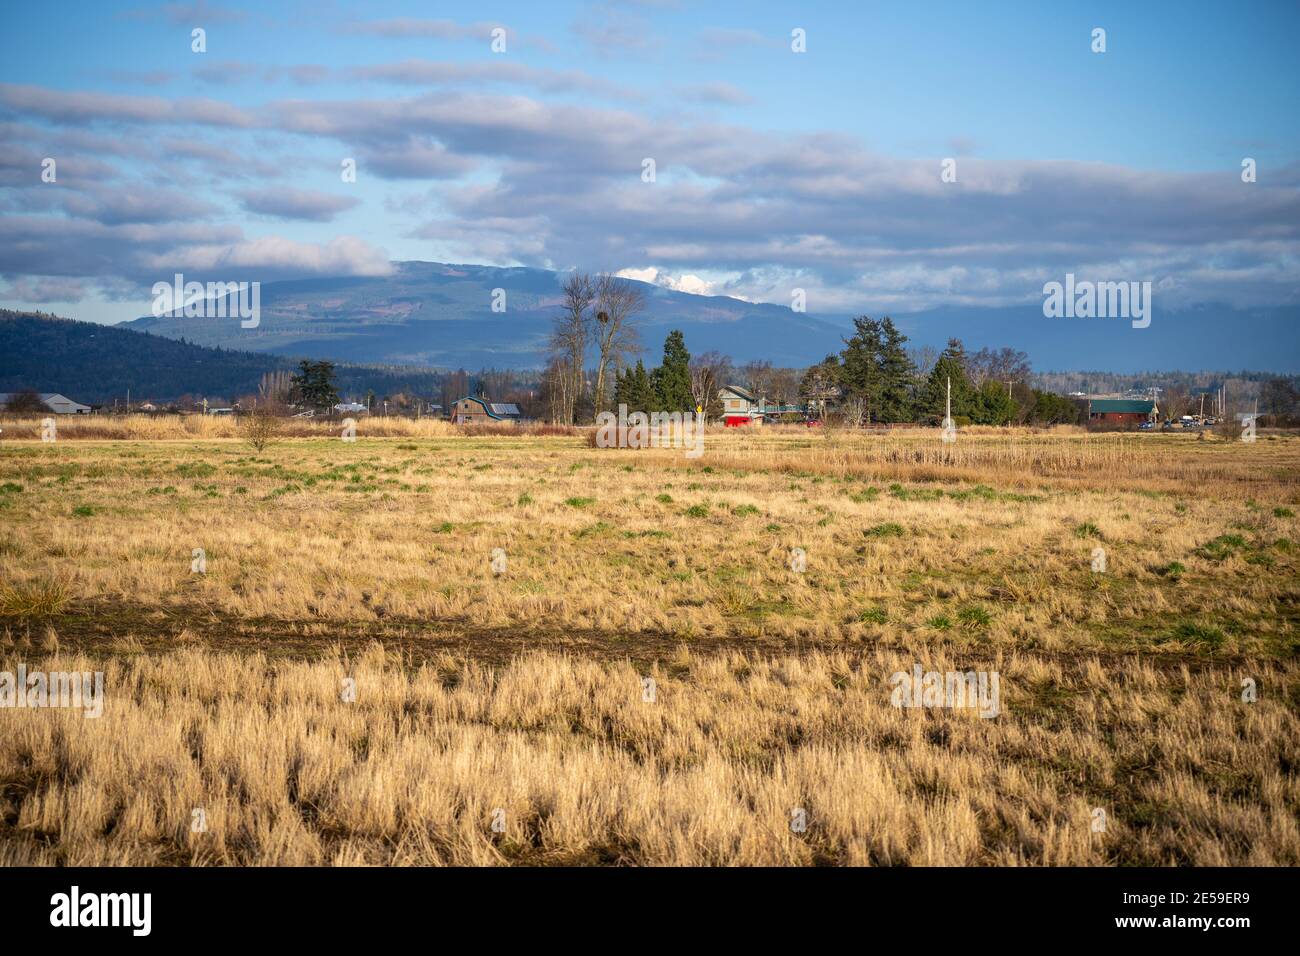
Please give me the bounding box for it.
[1138,421,1154,430]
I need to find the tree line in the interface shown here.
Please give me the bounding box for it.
[800,321,1083,426]
[537,283,1085,426]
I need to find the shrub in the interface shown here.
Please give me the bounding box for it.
[0,579,68,617]
[238,408,283,452]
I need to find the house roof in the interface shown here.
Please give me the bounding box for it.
[456,397,522,419]
[1089,399,1155,414]
[0,392,91,412]
[719,384,756,401]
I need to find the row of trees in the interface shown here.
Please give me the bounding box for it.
[799,321,1083,426]
[537,274,1086,427]
[542,272,741,423]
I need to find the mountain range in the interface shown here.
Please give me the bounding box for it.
[0,310,444,405]
[122,261,1300,373]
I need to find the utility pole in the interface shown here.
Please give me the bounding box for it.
[945,376,953,428]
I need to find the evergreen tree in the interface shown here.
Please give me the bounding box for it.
[876,317,916,422]
[919,339,976,423]
[651,330,693,411]
[839,317,883,421]
[613,367,629,409]
[974,379,1017,425]
[614,360,656,415]
[290,360,340,410]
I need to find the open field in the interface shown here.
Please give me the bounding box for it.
[1,423,1298,864]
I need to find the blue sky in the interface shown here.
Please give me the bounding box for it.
[1,0,1297,323]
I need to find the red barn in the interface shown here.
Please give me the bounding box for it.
[1087,399,1157,425]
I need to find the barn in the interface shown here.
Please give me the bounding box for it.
[1087,398,1157,425]
[452,396,522,425]
[0,392,92,414]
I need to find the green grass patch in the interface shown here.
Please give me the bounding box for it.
[1197,533,1246,561]
[858,605,888,625]
[864,522,905,538]
[957,605,992,630]
[1155,561,1186,580]
[1169,621,1226,648]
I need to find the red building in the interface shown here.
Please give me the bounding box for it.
[1087,398,1157,425]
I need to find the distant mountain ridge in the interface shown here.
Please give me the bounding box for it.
[121,261,1300,372]
[126,261,855,369]
[0,311,444,404]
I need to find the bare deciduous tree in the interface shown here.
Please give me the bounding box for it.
[258,369,293,405]
[908,345,939,380]
[549,273,595,424]
[767,367,799,409]
[590,274,645,418]
[966,347,1031,389]
[689,350,733,419]
[741,360,773,400]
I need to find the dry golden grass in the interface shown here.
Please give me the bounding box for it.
[1,643,1295,866]
[0,427,1295,653]
[0,426,1296,865]
[0,413,461,441]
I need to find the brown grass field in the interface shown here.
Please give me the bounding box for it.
[0,417,1297,865]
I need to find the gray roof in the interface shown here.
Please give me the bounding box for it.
[0,392,92,412]
[719,384,757,401]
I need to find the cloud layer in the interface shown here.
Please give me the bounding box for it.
[1,13,1298,319]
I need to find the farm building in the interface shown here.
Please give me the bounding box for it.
[0,392,92,414]
[718,384,761,425]
[452,396,523,425]
[1087,398,1157,425]
[717,384,804,426]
